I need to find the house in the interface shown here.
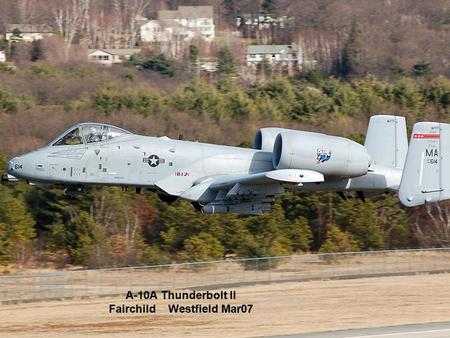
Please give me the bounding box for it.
[237,14,292,30]
[140,20,192,43]
[247,45,297,67]
[5,24,54,42]
[140,6,215,43]
[0,51,6,63]
[199,58,218,72]
[88,49,141,66]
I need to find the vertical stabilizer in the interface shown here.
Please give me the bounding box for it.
[399,122,450,207]
[364,115,408,169]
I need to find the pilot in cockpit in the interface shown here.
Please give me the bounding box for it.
[85,126,101,143]
[52,124,130,146]
[55,128,83,146]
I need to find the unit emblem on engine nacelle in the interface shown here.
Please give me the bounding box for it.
[316,149,331,163]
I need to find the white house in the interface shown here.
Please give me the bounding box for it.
[237,14,292,30]
[88,49,141,66]
[140,20,194,43]
[0,51,6,63]
[199,58,218,72]
[247,45,297,67]
[5,24,54,42]
[140,6,215,43]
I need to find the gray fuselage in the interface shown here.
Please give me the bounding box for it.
[7,133,274,196]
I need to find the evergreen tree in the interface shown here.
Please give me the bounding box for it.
[188,44,199,73]
[319,224,359,253]
[217,47,236,75]
[128,53,175,77]
[0,87,18,113]
[237,204,294,258]
[261,0,277,14]
[222,0,237,23]
[31,40,44,62]
[65,211,109,266]
[285,217,312,252]
[411,63,431,77]
[0,194,36,263]
[428,76,450,111]
[335,201,386,250]
[341,21,365,80]
[177,232,225,262]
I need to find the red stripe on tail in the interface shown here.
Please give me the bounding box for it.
[413,133,440,139]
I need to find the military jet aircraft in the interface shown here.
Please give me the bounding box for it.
[3,115,450,215]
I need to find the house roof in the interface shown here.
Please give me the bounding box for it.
[88,49,141,56]
[247,45,292,54]
[159,6,213,20]
[6,24,54,33]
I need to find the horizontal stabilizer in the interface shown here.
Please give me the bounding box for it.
[399,122,450,206]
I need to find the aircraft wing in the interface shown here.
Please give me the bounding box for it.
[180,169,324,206]
[208,169,324,190]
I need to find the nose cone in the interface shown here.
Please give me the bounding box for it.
[7,149,50,183]
[7,154,36,181]
[7,157,18,175]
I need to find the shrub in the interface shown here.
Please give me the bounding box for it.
[392,78,426,114]
[93,87,122,115]
[0,88,18,113]
[172,79,224,120]
[129,53,175,77]
[319,225,360,253]
[30,63,59,77]
[293,87,331,119]
[121,89,164,116]
[177,232,225,262]
[427,76,450,110]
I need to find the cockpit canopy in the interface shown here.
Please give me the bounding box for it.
[52,123,132,146]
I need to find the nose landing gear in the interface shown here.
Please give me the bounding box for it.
[64,186,84,196]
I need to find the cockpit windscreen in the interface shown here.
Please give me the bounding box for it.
[52,124,131,146]
[81,124,130,144]
[53,128,83,146]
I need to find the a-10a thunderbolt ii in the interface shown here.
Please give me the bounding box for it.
[3,115,450,215]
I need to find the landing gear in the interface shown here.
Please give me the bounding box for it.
[157,193,178,204]
[64,186,84,196]
[337,191,347,201]
[191,202,203,212]
[1,174,19,184]
[336,191,366,203]
[356,191,366,203]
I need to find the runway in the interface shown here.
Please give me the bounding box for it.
[266,322,450,338]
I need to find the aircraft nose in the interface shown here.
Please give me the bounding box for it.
[7,157,19,175]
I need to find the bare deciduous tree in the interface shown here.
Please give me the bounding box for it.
[411,202,450,247]
[53,0,91,60]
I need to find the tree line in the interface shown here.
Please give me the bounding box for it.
[0,59,449,121]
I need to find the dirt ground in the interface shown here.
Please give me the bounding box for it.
[4,250,450,304]
[2,273,450,338]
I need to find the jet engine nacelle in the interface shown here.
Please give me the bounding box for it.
[272,131,370,178]
[253,127,292,151]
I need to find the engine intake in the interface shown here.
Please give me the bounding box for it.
[253,127,292,151]
[273,131,370,178]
